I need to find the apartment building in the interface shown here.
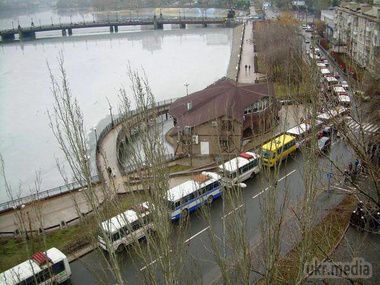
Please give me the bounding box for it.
[333,1,380,76]
[321,8,335,40]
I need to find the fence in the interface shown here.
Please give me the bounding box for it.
[0,175,100,213]
[235,22,246,82]
[0,98,177,213]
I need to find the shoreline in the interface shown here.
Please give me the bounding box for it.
[226,23,244,81]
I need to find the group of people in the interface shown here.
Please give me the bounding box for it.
[344,158,362,182]
[244,64,251,72]
[350,201,380,233]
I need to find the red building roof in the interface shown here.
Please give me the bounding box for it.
[169,78,275,134]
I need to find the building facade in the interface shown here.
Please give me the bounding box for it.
[333,1,380,76]
[321,8,335,40]
[168,79,279,156]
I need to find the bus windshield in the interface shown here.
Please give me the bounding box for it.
[262,150,274,159]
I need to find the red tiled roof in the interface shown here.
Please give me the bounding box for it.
[169,78,275,133]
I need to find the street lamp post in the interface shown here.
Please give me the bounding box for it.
[93,127,99,152]
[109,106,114,128]
[184,83,189,96]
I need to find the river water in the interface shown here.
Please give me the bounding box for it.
[0,9,233,203]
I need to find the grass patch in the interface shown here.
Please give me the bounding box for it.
[275,195,356,282]
[167,164,192,173]
[274,82,305,101]
[0,192,145,272]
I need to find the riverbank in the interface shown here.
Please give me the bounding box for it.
[226,24,243,81]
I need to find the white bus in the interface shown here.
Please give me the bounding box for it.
[218,152,261,183]
[0,248,71,285]
[98,202,153,252]
[165,172,222,220]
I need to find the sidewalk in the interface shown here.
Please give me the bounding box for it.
[237,10,265,83]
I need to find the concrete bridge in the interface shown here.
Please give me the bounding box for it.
[0,16,228,41]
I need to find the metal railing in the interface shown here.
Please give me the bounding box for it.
[0,98,178,213]
[0,17,226,35]
[236,22,246,82]
[0,175,100,212]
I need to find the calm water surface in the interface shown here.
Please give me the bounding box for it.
[0,15,232,202]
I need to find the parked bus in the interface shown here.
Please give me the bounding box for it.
[98,202,153,252]
[165,172,221,220]
[261,134,297,167]
[286,123,312,148]
[218,152,261,183]
[0,248,71,285]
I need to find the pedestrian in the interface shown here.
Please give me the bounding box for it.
[248,65,251,72]
[354,158,360,174]
[348,162,353,173]
[245,64,247,71]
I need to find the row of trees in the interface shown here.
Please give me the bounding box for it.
[1,11,379,285]
[55,0,249,10]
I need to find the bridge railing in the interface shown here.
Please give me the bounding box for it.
[0,175,100,213]
[0,17,226,34]
[0,97,179,213]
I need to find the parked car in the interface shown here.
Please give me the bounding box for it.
[341,80,349,90]
[304,38,310,44]
[317,136,331,153]
[323,59,329,66]
[334,72,341,79]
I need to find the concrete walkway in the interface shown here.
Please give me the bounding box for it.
[237,7,265,84]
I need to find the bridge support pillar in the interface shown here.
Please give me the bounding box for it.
[154,18,163,30]
[62,29,67,36]
[180,23,186,29]
[110,25,114,33]
[19,31,36,40]
[114,25,118,32]
[68,28,73,36]
[1,33,16,41]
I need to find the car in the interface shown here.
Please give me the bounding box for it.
[334,72,341,79]
[304,38,310,44]
[323,59,329,66]
[317,136,331,153]
[341,80,349,90]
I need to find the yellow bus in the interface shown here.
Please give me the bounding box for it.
[261,134,297,167]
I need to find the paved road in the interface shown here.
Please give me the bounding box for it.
[69,138,355,284]
[238,6,265,84]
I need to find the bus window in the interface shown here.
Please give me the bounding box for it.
[262,150,274,159]
[112,232,121,242]
[52,261,65,275]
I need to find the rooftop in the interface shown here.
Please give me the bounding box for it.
[218,152,259,173]
[169,78,275,134]
[261,134,296,151]
[166,172,220,202]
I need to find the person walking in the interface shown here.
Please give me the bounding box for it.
[248,65,251,73]
[245,64,247,73]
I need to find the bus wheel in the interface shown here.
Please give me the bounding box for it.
[207,195,214,205]
[116,245,124,253]
[181,209,188,219]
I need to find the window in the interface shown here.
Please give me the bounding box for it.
[262,150,274,159]
[188,193,196,201]
[221,120,233,131]
[112,232,121,241]
[36,268,50,283]
[132,221,142,231]
[21,277,37,285]
[52,261,65,274]
[219,139,229,148]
